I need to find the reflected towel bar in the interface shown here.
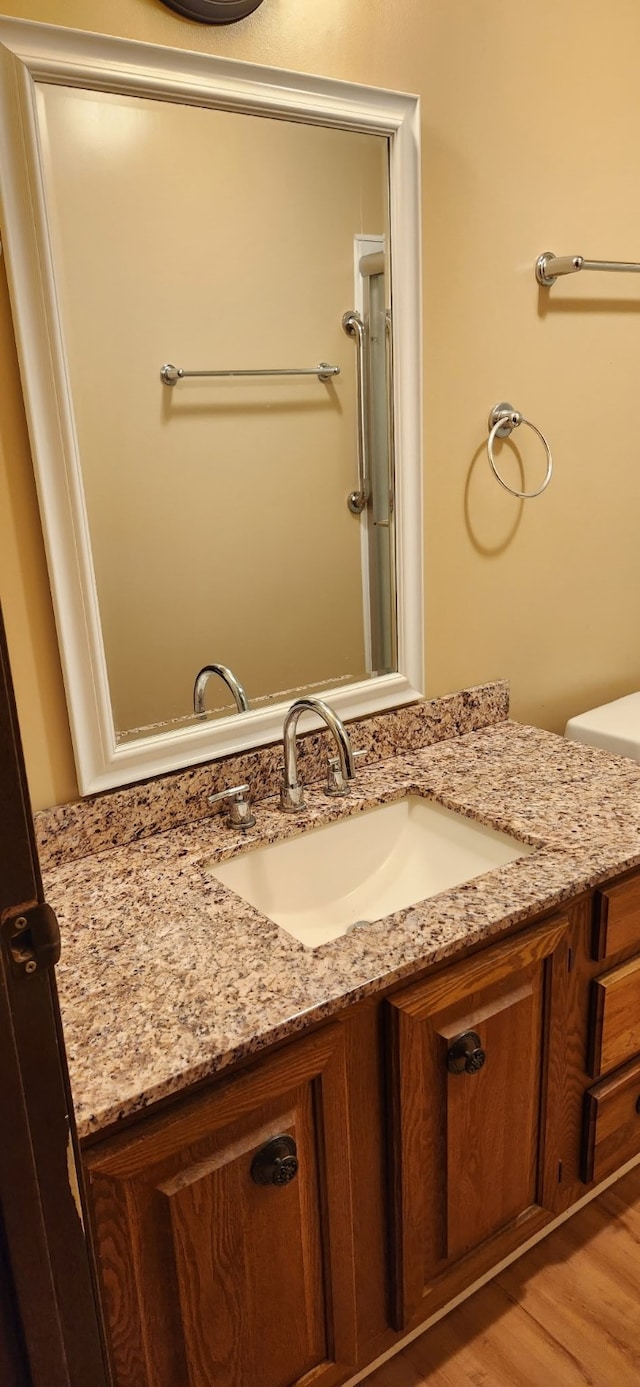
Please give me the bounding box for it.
[160,362,340,385]
[536,251,640,287]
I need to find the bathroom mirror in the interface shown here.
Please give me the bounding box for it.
[0,19,422,793]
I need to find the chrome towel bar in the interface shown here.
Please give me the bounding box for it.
[160,362,340,385]
[536,251,640,287]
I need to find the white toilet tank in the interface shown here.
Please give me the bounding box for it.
[565,692,640,762]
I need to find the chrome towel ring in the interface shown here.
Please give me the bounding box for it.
[487,402,553,499]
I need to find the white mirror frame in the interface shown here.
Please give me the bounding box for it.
[0,18,423,794]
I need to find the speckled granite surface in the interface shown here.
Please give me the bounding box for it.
[34,680,509,870]
[44,692,640,1141]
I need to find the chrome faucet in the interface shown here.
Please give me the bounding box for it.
[193,664,249,715]
[280,696,355,812]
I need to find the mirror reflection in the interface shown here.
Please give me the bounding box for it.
[36,85,395,742]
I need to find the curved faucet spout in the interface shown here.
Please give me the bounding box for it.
[193,664,249,715]
[281,696,355,812]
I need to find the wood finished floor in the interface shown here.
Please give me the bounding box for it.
[367,1165,640,1386]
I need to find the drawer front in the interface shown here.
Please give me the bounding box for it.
[589,953,640,1078]
[582,1055,640,1184]
[593,874,640,961]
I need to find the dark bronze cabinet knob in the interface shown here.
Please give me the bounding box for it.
[446,1030,486,1075]
[250,1134,298,1187]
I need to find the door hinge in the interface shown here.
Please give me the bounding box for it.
[567,946,574,973]
[3,903,61,976]
[558,1160,563,1183]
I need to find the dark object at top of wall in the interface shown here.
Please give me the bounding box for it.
[159,0,265,22]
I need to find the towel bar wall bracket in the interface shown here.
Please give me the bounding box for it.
[536,251,640,287]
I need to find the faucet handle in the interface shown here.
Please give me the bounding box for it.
[326,749,366,797]
[208,784,256,830]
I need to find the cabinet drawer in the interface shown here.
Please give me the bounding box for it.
[593,874,640,961]
[589,954,640,1078]
[582,1055,640,1184]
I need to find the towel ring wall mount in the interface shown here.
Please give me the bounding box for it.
[487,402,553,499]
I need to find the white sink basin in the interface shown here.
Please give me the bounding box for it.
[207,796,534,949]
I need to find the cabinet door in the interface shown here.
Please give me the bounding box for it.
[387,918,569,1330]
[85,1024,357,1387]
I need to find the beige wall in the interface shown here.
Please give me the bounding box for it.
[38,87,385,731]
[2,0,640,806]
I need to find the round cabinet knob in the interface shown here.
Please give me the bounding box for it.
[250,1134,299,1187]
[446,1030,486,1075]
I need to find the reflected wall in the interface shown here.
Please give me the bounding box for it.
[38,86,388,735]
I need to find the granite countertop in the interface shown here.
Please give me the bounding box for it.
[39,688,640,1139]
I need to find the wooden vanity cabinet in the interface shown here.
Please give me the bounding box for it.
[84,1023,359,1387]
[386,917,570,1330]
[84,887,640,1387]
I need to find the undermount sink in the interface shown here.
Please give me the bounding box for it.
[207,796,535,949]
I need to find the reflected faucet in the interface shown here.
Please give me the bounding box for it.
[280,696,355,812]
[193,664,249,715]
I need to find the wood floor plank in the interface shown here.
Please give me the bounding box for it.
[608,1164,640,1202]
[366,1283,590,1387]
[365,1355,425,1387]
[498,1216,640,1380]
[364,1166,640,1386]
[404,1282,592,1387]
[593,1165,640,1237]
